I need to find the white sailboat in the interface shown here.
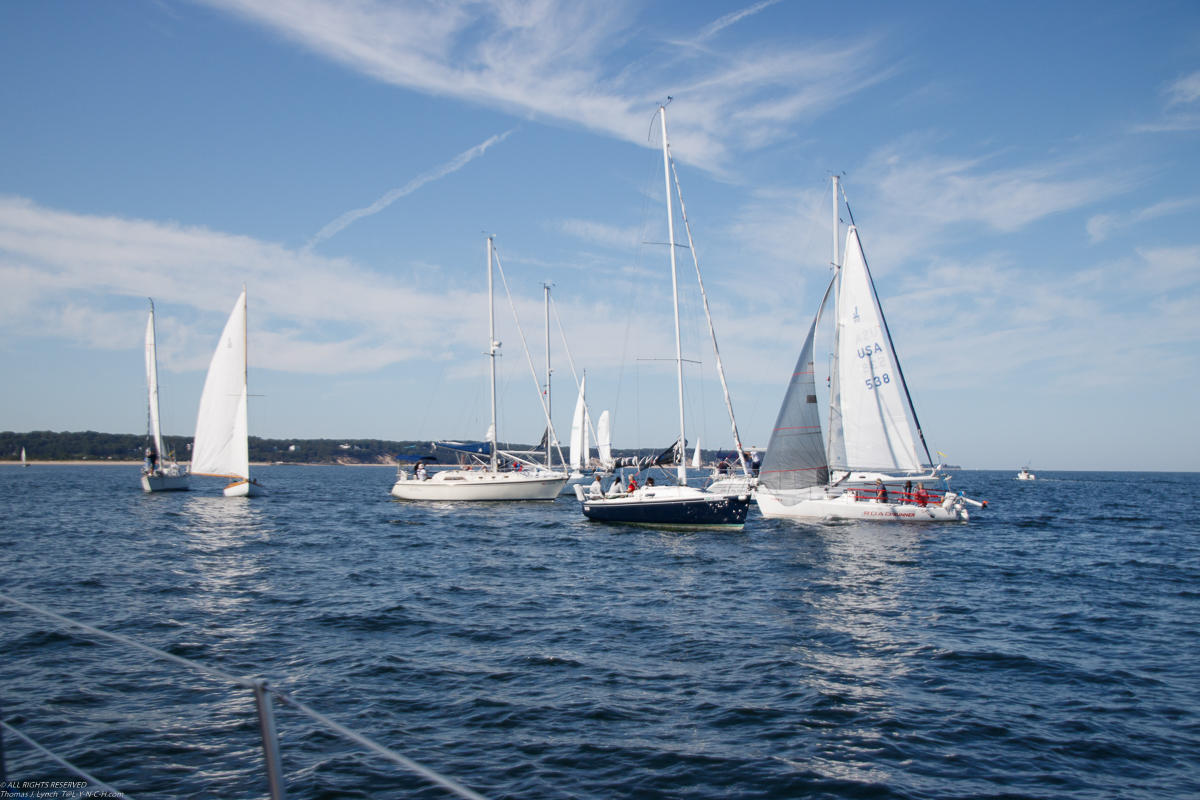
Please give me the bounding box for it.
[391,237,568,501]
[21,447,27,467]
[141,300,189,492]
[563,374,592,491]
[596,410,613,470]
[579,104,751,529]
[191,288,264,497]
[756,177,986,522]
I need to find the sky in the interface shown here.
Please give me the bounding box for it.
[1,0,1198,471]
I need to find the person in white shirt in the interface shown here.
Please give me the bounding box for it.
[589,474,604,497]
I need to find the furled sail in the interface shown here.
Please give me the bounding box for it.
[760,318,829,493]
[829,228,922,472]
[144,307,165,459]
[596,410,612,467]
[192,291,250,479]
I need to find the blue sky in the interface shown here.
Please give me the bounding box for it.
[1,0,1197,470]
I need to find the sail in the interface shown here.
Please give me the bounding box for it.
[569,375,586,470]
[144,309,165,459]
[596,410,612,466]
[192,291,250,479]
[691,439,701,469]
[760,318,829,492]
[830,228,922,472]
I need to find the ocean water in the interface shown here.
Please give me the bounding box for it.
[1,466,1198,799]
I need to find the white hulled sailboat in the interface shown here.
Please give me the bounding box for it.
[141,300,189,492]
[578,103,751,529]
[756,177,985,522]
[191,288,264,497]
[391,238,568,501]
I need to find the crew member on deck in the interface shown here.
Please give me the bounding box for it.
[915,483,930,507]
[875,479,888,504]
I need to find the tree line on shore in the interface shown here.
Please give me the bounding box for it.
[1,431,729,465]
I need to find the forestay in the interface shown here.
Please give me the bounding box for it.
[760,318,829,494]
[830,228,922,472]
[192,291,250,479]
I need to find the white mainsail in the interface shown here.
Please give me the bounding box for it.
[596,410,612,467]
[691,439,701,469]
[829,228,922,472]
[145,307,165,459]
[569,375,588,470]
[191,291,250,480]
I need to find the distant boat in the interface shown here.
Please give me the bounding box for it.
[1017,468,1036,481]
[191,288,264,497]
[756,176,985,522]
[21,447,27,467]
[563,373,592,491]
[391,238,568,501]
[140,300,189,493]
[579,104,751,529]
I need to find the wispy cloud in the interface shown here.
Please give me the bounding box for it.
[1134,68,1200,132]
[198,0,885,170]
[557,218,642,250]
[1086,197,1199,242]
[1167,69,1200,105]
[307,128,516,249]
[695,0,785,42]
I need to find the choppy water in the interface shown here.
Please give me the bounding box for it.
[1,466,1198,799]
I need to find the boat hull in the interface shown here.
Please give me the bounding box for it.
[392,471,567,501]
[224,479,266,497]
[141,473,190,493]
[581,486,751,530]
[559,470,591,494]
[756,489,967,522]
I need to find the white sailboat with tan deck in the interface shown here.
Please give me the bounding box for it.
[756,177,986,522]
[141,300,189,492]
[191,288,264,497]
[391,237,568,501]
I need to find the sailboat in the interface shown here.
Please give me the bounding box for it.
[756,177,985,522]
[191,288,264,497]
[596,410,613,471]
[563,373,592,491]
[391,237,568,501]
[21,447,27,467]
[578,104,751,529]
[140,300,189,492]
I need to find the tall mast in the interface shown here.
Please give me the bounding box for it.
[146,299,165,458]
[488,238,498,472]
[660,105,687,484]
[827,177,842,470]
[544,283,552,469]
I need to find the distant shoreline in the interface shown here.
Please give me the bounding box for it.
[1,461,396,467]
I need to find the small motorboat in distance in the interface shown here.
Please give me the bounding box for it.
[1017,468,1036,481]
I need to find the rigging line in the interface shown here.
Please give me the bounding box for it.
[549,296,602,448]
[491,248,568,467]
[416,356,448,443]
[746,178,831,445]
[840,183,933,468]
[668,149,749,475]
[615,143,659,456]
[2,722,130,798]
